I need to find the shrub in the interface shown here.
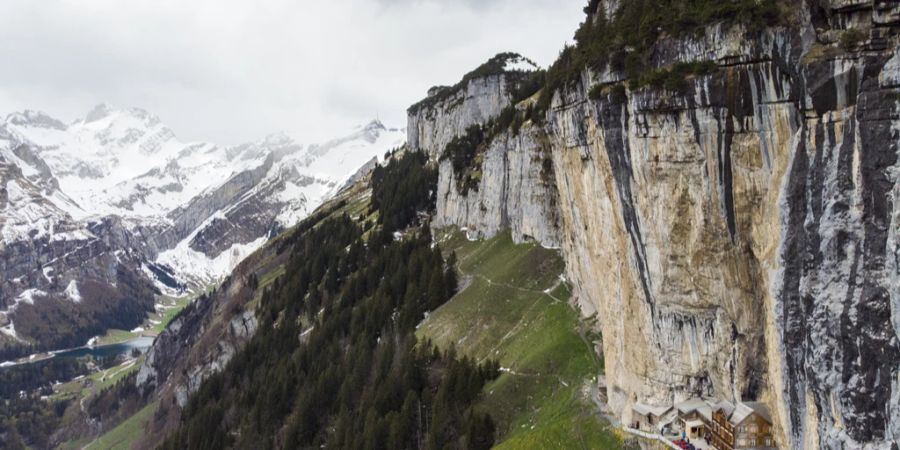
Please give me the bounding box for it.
[632,60,719,93]
[840,28,865,51]
[441,125,488,195]
[510,69,546,103]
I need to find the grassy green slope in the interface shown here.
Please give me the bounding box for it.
[419,229,623,449]
[83,401,159,450]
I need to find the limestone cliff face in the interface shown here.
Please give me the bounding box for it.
[433,125,560,248]
[410,3,900,448]
[408,62,560,247]
[409,74,517,160]
[406,61,536,159]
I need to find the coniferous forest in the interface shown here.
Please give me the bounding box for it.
[159,151,500,450]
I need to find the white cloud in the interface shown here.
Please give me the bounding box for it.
[0,0,584,144]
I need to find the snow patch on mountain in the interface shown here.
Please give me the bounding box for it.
[64,281,82,303]
[158,236,268,286]
[0,104,406,316]
[15,289,46,307]
[0,322,19,341]
[42,267,54,283]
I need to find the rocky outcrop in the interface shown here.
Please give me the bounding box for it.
[136,257,261,409]
[12,145,58,192]
[417,2,900,448]
[408,75,512,160]
[408,54,539,159]
[184,165,294,258]
[433,125,560,247]
[168,154,275,247]
[555,7,900,448]
[409,55,558,246]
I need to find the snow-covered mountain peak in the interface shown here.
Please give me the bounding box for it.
[71,104,171,144]
[78,104,162,127]
[226,132,302,164]
[256,132,302,156]
[0,105,408,352]
[262,131,294,145]
[363,119,386,132]
[4,110,66,130]
[1,105,406,272]
[307,119,398,161]
[81,103,116,123]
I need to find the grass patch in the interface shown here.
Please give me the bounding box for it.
[840,28,866,51]
[96,329,140,346]
[419,229,619,449]
[85,400,158,450]
[150,295,194,334]
[335,193,373,219]
[91,356,145,392]
[258,265,286,292]
[52,355,146,401]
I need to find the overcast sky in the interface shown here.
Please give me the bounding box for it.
[0,0,584,144]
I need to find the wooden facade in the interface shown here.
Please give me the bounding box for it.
[707,402,776,450]
[677,408,709,439]
[709,409,735,450]
[733,413,775,448]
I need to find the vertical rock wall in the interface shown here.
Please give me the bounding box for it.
[549,13,900,449]
[433,125,560,248]
[547,48,797,422]
[408,75,515,160]
[409,68,562,248]
[408,2,900,448]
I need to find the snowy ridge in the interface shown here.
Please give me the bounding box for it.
[0,105,405,348]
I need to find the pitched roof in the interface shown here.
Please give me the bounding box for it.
[633,402,673,417]
[730,402,773,425]
[743,402,773,423]
[698,404,713,421]
[675,398,708,414]
[711,400,736,417]
[675,398,714,421]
